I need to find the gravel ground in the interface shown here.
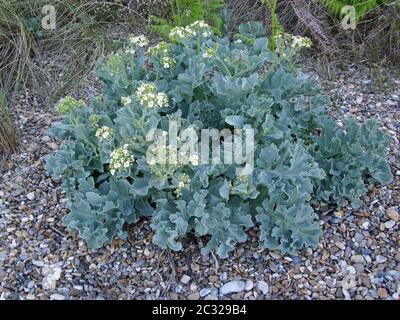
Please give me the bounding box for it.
[0,64,399,300]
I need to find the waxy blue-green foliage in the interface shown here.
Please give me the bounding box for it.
[45,22,392,257]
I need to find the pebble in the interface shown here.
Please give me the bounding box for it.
[219,272,228,282]
[180,275,191,285]
[190,283,198,291]
[219,280,246,295]
[32,260,44,267]
[384,220,396,229]
[26,192,35,201]
[208,275,218,282]
[269,252,281,259]
[377,288,388,299]
[257,281,269,295]
[388,270,400,281]
[50,294,66,300]
[376,255,387,263]
[187,292,200,300]
[335,242,346,250]
[199,288,211,297]
[342,288,351,300]
[174,284,183,294]
[346,266,356,275]
[354,233,364,242]
[351,255,365,264]
[386,208,399,221]
[20,253,29,260]
[386,99,397,106]
[341,275,357,290]
[353,263,364,273]
[27,281,35,289]
[245,280,254,291]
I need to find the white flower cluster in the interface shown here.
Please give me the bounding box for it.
[109,144,135,175]
[189,153,199,165]
[176,149,200,165]
[96,126,114,141]
[202,47,218,58]
[125,48,136,55]
[169,20,212,41]
[121,96,132,106]
[135,83,169,109]
[103,53,124,77]
[147,139,168,166]
[161,56,176,69]
[275,33,312,50]
[147,145,200,166]
[150,41,169,55]
[175,173,191,197]
[128,34,149,47]
[55,96,84,115]
[89,114,102,128]
[169,27,189,41]
[150,42,176,69]
[191,20,212,36]
[291,35,312,49]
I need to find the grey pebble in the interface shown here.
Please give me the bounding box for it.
[376,255,388,263]
[199,288,211,297]
[220,280,246,295]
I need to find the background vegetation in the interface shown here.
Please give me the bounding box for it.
[0,0,399,161]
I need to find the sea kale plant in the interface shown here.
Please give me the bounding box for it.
[45,21,393,258]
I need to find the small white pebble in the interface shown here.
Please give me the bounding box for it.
[50,293,65,300]
[26,192,35,201]
[384,220,396,229]
[180,275,191,285]
[257,281,269,295]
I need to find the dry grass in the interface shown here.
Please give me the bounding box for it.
[226,0,399,65]
[0,1,110,103]
[0,1,151,104]
[0,1,34,96]
[0,78,18,161]
[336,2,400,63]
[226,0,265,30]
[1,0,398,161]
[0,1,27,157]
[0,1,123,160]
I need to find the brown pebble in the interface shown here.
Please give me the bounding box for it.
[208,275,219,282]
[378,288,388,299]
[386,208,399,222]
